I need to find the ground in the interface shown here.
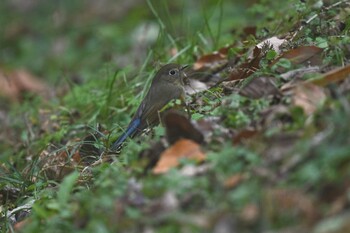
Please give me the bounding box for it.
[1,0,350,232]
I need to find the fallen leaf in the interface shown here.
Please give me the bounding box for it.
[232,128,259,145]
[310,63,350,87]
[223,173,245,189]
[0,69,51,101]
[193,52,227,70]
[14,219,29,231]
[256,36,286,53]
[280,66,321,81]
[138,141,166,172]
[239,76,281,99]
[271,46,323,73]
[241,26,257,38]
[164,111,204,145]
[193,44,234,70]
[153,139,206,174]
[292,82,327,115]
[227,46,262,81]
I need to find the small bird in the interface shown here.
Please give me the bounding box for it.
[111,63,188,151]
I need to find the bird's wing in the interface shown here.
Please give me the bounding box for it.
[135,83,181,129]
[110,117,141,150]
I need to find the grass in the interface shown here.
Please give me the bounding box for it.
[1,0,350,232]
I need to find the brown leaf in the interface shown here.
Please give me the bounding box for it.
[232,128,259,145]
[0,69,51,101]
[138,141,166,172]
[193,44,234,70]
[14,219,29,231]
[227,46,262,81]
[241,26,257,38]
[223,173,245,189]
[311,63,350,87]
[271,46,323,72]
[193,52,227,70]
[292,82,327,115]
[239,76,281,99]
[280,66,321,81]
[164,111,204,145]
[153,139,206,174]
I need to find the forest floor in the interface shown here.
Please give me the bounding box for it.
[1,0,350,232]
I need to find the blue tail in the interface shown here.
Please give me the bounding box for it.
[111,118,141,151]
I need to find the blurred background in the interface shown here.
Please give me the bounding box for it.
[0,0,268,84]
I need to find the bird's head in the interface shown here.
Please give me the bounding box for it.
[152,63,189,87]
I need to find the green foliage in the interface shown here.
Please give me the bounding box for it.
[219,94,269,129]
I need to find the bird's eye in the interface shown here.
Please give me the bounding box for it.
[169,69,177,76]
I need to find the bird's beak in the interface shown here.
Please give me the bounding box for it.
[180,65,190,86]
[180,65,189,70]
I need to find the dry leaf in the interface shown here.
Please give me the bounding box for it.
[280,66,321,81]
[153,139,206,174]
[14,219,29,231]
[193,52,227,70]
[256,36,286,53]
[193,44,234,70]
[239,76,280,99]
[164,111,204,145]
[223,173,245,188]
[0,69,51,101]
[241,26,257,38]
[227,46,262,81]
[232,128,259,145]
[272,46,323,73]
[311,63,350,87]
[292,82,327,115]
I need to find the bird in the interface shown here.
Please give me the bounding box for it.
[110,63,188,151]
